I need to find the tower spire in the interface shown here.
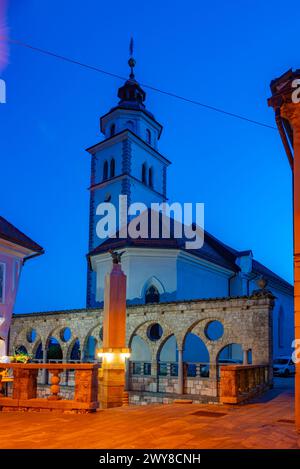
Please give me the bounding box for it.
[128,37,136,79]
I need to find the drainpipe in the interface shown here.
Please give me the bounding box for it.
[228,273,236,297]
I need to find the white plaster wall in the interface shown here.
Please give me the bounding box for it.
[94,141,123,184]
[93,248,178,304]
[130,141,165,194]
[176,253,230,300]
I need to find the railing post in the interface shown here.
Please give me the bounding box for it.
[177,349,184,395]
[48,369,62,401]
[74,366,98,404]
[151,361,158,392]
[12,366,38,400]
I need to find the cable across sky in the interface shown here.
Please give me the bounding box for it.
[0,37,277,131]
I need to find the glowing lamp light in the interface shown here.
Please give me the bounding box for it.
[97,348,131,363]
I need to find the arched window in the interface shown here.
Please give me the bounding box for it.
[145,285,160,304]
[142,163,147,184]
[148,167,153,188]
[146,129,151,144]
[126,120,134,131]
[110,123,116,137]
[110,158,115,178]
[103,161,108,181]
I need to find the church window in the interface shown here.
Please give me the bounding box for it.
[146,128,151,144]
[110,158,115,178]
[110,123,116,137]
[142,163,147,184]
[0,263,5,303]
[149,167,153,188]
[145,285,160,304]
[103,161,108,181]
[126,120,134,131]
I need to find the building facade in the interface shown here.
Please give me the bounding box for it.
[0,216,43,355]
[8,52,294,370]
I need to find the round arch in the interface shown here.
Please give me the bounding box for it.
[131,335,151,362]
[46,337,63,361]
[83,336,98,362]
[217,343,243,364]
[67,338,81,362]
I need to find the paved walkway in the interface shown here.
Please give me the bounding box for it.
[0,378,299,449]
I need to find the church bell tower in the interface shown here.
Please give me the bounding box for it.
[86,43,171,307]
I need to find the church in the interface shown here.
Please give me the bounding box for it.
[84,53,293,360]
[8,52,294,385]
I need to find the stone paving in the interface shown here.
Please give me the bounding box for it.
[0,378,299,449]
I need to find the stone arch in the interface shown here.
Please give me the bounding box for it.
[83,336,98,362]
[130,335,151,362]
[157,334,177,362]
[182,332,210,363]
[187,316,229,349]
[216,342,244,364]
[14,344,28,355]
[66,337,81,362]
[13,326,42,354]
[83,323,103,355]
[46,337,63,361]
[128,319,176,363]
[32,340,43,359]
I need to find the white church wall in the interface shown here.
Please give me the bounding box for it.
[128,182,165,209]
[94,142,123,184]
[176,253,230,300]
[93,248,178,304]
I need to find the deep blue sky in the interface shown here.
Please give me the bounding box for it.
[0,0,296,313]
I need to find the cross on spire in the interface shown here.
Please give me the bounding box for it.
[128,36,136,79]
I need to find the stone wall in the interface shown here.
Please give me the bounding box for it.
[9,293,274,404]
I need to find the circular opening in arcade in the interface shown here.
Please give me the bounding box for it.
[147,323,163,341]
[205,320,224,341]
[60,327,72,342]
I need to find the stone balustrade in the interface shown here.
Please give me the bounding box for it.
[220,364,271,404]
[0,363,100,413]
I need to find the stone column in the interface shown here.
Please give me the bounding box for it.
[177,349,184,394]
[151,361,158,392]
[98,257,129,409]
[42,352,48,385]
[243,349,248,365]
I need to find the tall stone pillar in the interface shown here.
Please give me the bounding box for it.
[177,349,184,394]
[98,252,130,409]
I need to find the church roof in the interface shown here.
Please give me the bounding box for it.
[87,210,293,292]
[87,210,239,272]
[0,216,44,254]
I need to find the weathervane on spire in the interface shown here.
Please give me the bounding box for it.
[128,36,136,79]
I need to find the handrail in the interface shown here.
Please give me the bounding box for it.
[0,363,100,413]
